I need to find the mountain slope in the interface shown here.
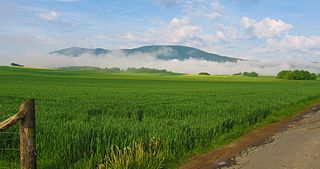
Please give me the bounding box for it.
[50,45,243,62]
[50,47,109,57]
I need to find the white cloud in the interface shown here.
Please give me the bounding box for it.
[38,11,60,21]
[267,35,320,52]
[38,0,82,2]
[201,12,222,19]
[156,0,181,7]
[241,16,293,39]
[39,0,82,1]
[184,0,223,20]
[200,26,244,44]
[259,35,320,59]
[35,10,79,27]
[172,26,200,43]
[211,0,224,11]
[169,17,190,27]
[123,16,201,45]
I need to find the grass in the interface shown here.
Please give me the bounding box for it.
[0,66,320,169]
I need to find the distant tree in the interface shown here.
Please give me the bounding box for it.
[277,70,290,79]
[277,70,316,80]
[310,73,317,80]
[243,71,258,77]
[11,63,24,67]
[198,72,210,75]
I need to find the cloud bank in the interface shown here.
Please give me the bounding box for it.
[1,51,319,75]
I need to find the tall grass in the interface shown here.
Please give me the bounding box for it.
[98,138,165,169]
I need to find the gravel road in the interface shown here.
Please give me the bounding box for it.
[221,109,320,169]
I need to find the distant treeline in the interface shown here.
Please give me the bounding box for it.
[277,70,317,80]
[233,71,259,77]
[58,66,179,74]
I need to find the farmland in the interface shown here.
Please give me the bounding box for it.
[0,66,320,169]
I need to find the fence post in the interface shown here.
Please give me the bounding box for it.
[19,99,36,169]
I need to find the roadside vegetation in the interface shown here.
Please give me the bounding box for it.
[0,66,320,168]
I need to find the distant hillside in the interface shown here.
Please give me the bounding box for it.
[50,47,109,57]
[50,45,243,62]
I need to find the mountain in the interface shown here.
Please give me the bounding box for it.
[50,47,109,57]
[50,45,243,62]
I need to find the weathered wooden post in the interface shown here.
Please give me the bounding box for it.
[19,99,36,169]
[0,99,36,169]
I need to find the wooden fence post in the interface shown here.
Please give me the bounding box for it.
[19,99,36,169]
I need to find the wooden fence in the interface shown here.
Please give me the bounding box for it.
[0,99,36,169]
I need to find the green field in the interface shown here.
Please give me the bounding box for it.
[1,66,320,169]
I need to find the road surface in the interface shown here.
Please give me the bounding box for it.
[221,109,320,169]
[180,104,320,169]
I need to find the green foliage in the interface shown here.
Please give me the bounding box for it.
[198,72,210,75]
[243,71,259,77]
[277,70,317,80]
[0,66,320,168]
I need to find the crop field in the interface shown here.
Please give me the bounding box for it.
[1,66,320,169]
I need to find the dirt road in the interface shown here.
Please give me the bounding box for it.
[221,109,320,169]
[180,104,320,169]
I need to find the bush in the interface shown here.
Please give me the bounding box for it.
[198,72,210,75]
[11,63,24,67]
[243,72,258,77]
[277,70,317,80]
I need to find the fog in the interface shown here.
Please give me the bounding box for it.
[1,51,319,75]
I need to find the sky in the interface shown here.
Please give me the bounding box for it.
[0,0,320,74]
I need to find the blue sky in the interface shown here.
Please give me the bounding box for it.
[1,0,320,63]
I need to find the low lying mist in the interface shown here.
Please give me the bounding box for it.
[1,51,319,75]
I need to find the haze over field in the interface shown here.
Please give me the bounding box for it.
[1,0,320,74]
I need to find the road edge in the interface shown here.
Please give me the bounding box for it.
[179,101,320,169]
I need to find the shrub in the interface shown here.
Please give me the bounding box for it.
[198,72,210,75]
[11,63,24,67]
